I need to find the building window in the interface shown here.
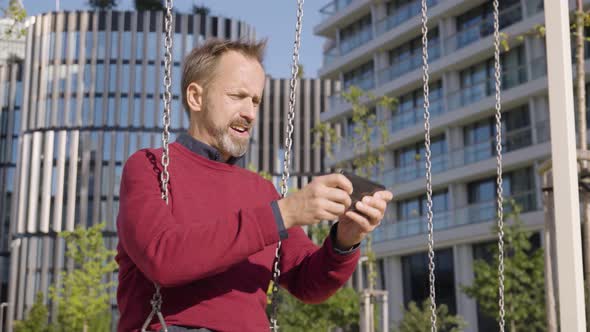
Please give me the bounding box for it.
[396,190,449,221]
[463,105,532,164]
[456,0,522,49]
[392,81,443,130]
[458,45,525,107]
[343,60,374,90]
[387,28,440,77]
[402,248,456,314]
[467,166,536,223]
[394,135,446,171]
[339,14,372,54]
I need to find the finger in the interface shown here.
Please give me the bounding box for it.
[344,210,373,233]
[318,208,340,221]
[366,195,387,213]
[321,198,348,216]
[356,199,383,224]
[374,190,393,201]
[317,174,353,195]
[322,187,352,209]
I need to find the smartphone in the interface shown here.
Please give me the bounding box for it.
[339,170,386,213]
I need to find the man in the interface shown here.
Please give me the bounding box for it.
[116,39,393,332]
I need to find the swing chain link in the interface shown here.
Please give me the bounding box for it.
[161,0,173,205]
[420,0,437,331]
[270,1,304,330]
[492,0,506,330]
[141,0,174,331]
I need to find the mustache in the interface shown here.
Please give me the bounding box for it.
[229,119,253,129]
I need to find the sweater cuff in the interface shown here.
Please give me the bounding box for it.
[329,222,360,256]
[270,201,289,240]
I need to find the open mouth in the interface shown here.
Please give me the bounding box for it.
[230,125,250,136]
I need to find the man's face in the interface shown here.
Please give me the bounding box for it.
[199,51,265,160]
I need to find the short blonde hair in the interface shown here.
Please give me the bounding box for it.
[181,38,267,111]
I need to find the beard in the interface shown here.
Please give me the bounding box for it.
[209,118,252,158]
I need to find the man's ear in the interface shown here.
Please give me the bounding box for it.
[186,82,204,113]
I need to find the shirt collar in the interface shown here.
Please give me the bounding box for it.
[175,132,244,165]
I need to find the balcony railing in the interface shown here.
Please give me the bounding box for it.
[388,98,445,133]
[378,41,441,85]
[323,46,340,66]
[340,25,374,55]
[447,61,529,110]
[327,56,547,163]
[444,2,523,54]
[380,154,449,187]
[319,0,355,20]
[458,190,537,225]
[448,125,534,167]
[525,0,543,17]
[329,71,375,109]
[375,0,438,36]
[374,190,537,242]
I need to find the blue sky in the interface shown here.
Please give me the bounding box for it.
[22,0,327,79]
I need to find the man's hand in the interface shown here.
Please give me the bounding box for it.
[334,190,394,250]
[278,174,353,229]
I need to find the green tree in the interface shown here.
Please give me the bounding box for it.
[49,223,118,332]
[134,0,164,11]
[13,292,52,332]
[87,0,117,10]
[274,223,360,332]
[328,86,397,291]
[394,298,467,332]
[296,63,304,79]
[2,0,27,38]
[192,3,210,16]
[314,86,397,331]
[462,203,546,332]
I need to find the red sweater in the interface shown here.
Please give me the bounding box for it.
[115,142,360,332]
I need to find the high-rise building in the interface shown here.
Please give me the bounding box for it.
[314,0,565,330]
[247,78,337,189]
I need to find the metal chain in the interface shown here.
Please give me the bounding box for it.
[270,1,304,330]
[142,1,173,331]
[492,0,506,330]
[160,0,173,205]
[420,1,437,331]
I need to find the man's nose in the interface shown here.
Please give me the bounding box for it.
[240,103,257,122]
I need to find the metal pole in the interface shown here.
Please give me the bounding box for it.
[544,0,586,330]
[0,302,8,332]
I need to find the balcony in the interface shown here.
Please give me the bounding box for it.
[381,154,448,187]
[328,55,547,163]
[378,41,441,85]
[525,0,543,17]
[448,124,537,167]
[323,46,339,66]
[373,190,537,242]
[328,71,375,109]
[319,0,355,21]
[447,57,544,111]
[340,25,374,55]
[377,120,547,186]
[375,0,439,37]
[388,95,445,132]
[444,2,523,54]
